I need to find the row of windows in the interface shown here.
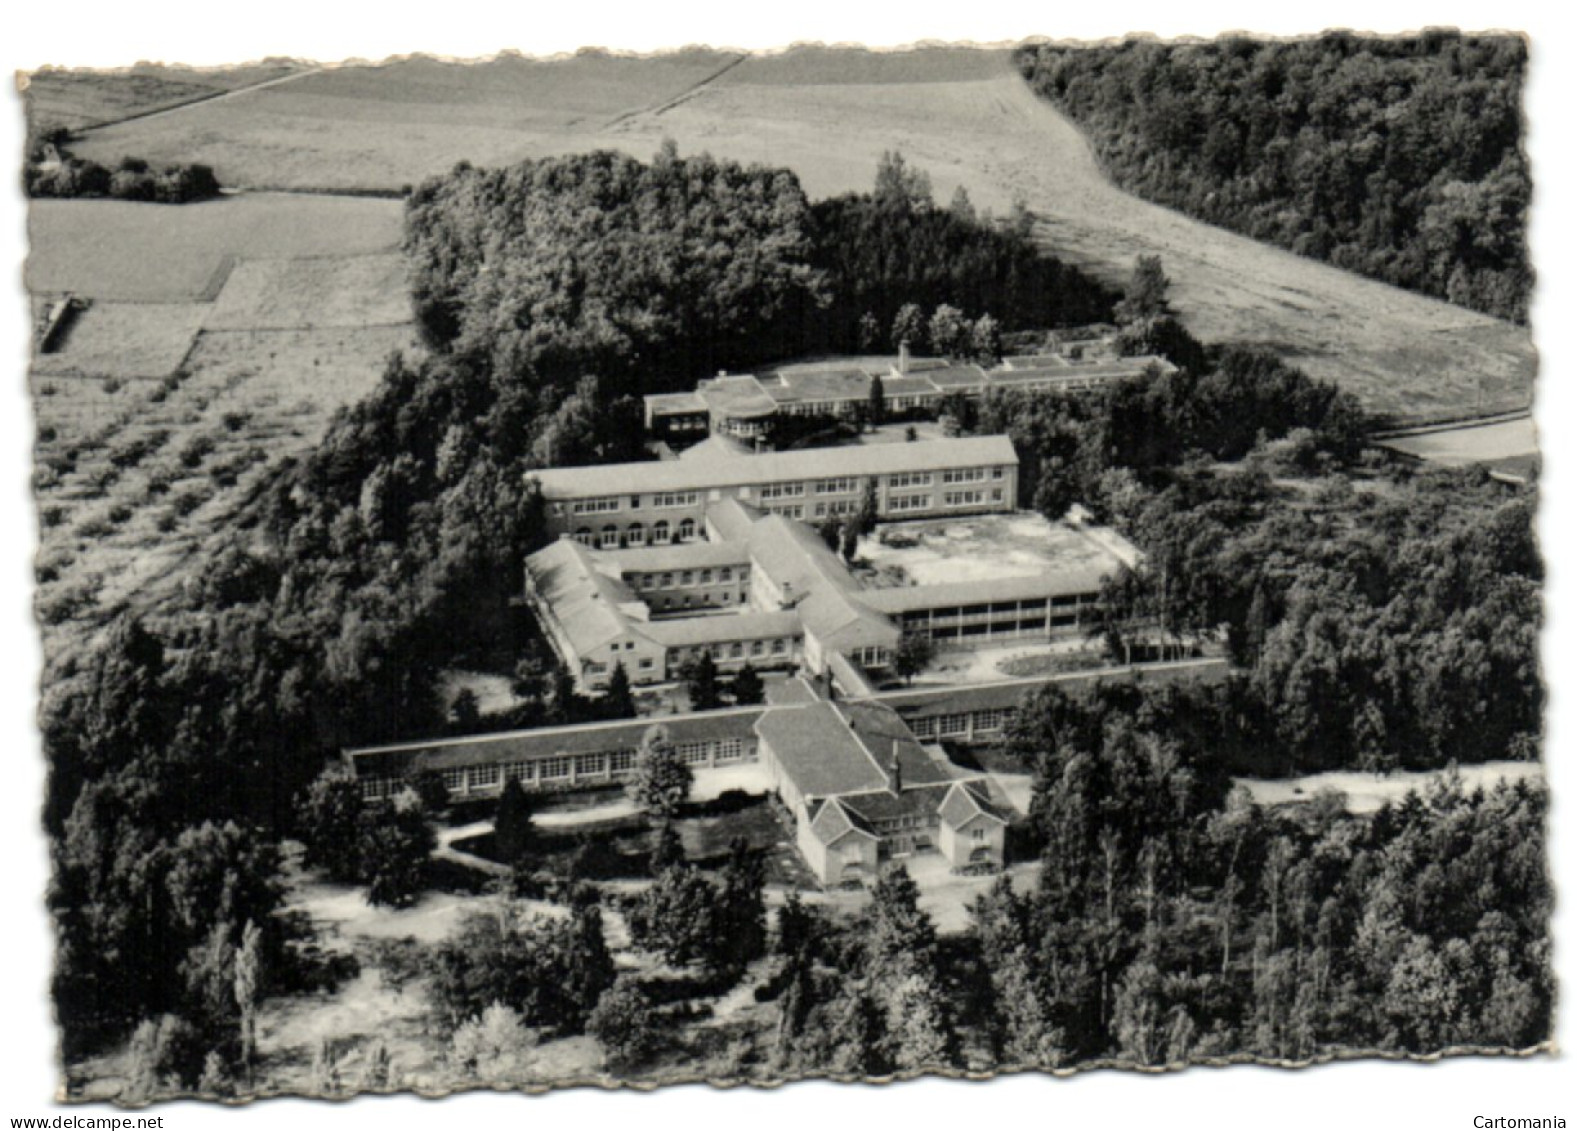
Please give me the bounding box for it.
[760,481,806,500]
[941,466,1005,485]
[764,503,805,519]
[635,566,741,590]
[816,477,859,495]
[573,518,698,548]
[653,491,701,509]
[887,493,932,513]
[676,637,793,664]
[944,490,988,507]
[814,499,860,518]
[887,472,932,489]
[570,496,621,515]
[908,706,1020,741]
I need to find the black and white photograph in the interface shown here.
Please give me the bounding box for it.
[3,3,1573,1126]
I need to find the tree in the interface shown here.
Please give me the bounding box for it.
[856,478,880,536]
[817,516,843,552]
[626,862,720,968]
[948,185,977,223]
[969,313,1003,365]
[928,304,970,359]
[867,373,887,428]
[626,725,692,823]
[891,303,925,351]
[449,687,481,732]
[233,920,262,1083]
[297,768,366,882]
[604,662,635,719]
[588,977,660,1070]
[1034,456,1080,522]
[681,650,722,712]
[1115,255,1171,326]
[450,1002,534,1081]
[731,662,765,706]
[839,518,862,563]
[873,150,933,210]
[715,839,768,974]
[857,312,882,351]
[360,800,434,908]
[893,633,934,685]
[494,777,535,863]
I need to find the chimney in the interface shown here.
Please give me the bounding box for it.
[898,340,910,376]
[888,740,903,795]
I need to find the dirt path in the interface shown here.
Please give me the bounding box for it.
[74,66,325,133]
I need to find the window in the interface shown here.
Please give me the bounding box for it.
[626,523,645,546]
[571,496,621,515]
[992,467,1004,480]
[717,738,744,761]
[575,753,604,777]
[470,764,501,790]
[539,756,570,780]
[991,489,1003,503]
[599,525,620,548]
[760,481,806,500]
[629,496,642,509]
[503,762,531,782]
[441,768,468,792]
[701,570,713,584]
[888,472,932,489]
[816,477,857,495]
[677,742,710,765]
[360,778,388,801]
[772,638,786,655]
[911,716,939,740]
[609,750,636,775]
[660,572,673,588]
[944,490,986,507]
[719,567,732,582]
[639,657,654,670]
[972,827,986,842]
[654,491,700,509]
[575,527,593,545]
[942,467,987,485]
[938,714,969,737]
[751,640,764,656]
[730,643,744,658]
[682,571,695,586]
[653,522,671,545]
[677,518,696,541]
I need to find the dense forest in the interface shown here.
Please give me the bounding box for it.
[39,147,1548,1090]
[1016,33,1532,322]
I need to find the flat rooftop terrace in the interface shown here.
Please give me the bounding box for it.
[856,512,1136,590]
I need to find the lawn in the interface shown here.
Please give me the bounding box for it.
[1379,416,1539,467]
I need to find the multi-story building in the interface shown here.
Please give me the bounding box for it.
[529,434,1019,548]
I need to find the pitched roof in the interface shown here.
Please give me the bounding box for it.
[938,780,1009,828]
[809,797,878,844]
[835,700,959,788]
[525,539,640,654]
[640,609,803,649]
[745,515,898,649]
[839,783,955,825]
[697,374,778,419]
[597,539,751,573]
[678,433,754,461]
[529,435,1018,500]
[754,702,887,799]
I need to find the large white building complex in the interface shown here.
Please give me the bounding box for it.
[524,434,1137,694]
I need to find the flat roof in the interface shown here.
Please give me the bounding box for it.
[531,435,1018,499]
[646,391,708,414]
[347,705,768,776]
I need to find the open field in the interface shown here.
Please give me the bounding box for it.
[63,48,1529,417]
[23,60,307,130]
[30,301,208,380]
[204,253,411,329]
[26,194,405,301]
[69,51,744,191]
